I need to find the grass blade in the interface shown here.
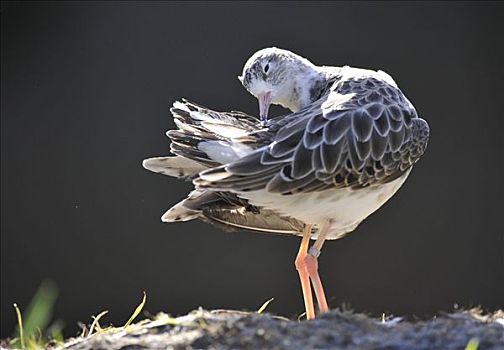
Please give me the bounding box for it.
[88,310,109,337]
[13,303,25,349]
[257,298,274,314]
[123,292,146,328]
[23,280,58,339]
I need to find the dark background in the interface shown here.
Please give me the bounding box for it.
[1,1,503,338]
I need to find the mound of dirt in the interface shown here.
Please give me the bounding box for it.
[54,309,504,350]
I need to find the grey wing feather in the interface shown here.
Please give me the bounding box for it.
[196,77,430,194]
[144,99,272,179]
[168,188,309,236]
[167,99,267,167]
[201,208,307,236]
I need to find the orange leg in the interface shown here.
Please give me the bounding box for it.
[304,253,329,314]
[305,221,331,314]
[295,224,315,320]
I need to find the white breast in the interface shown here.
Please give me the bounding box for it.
[237,169,411,240]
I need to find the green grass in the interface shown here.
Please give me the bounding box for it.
[8,289,278,348]
[11,280,60,349]
[123,291,146,328]
[465,338,479,350]
[9,286,148,349]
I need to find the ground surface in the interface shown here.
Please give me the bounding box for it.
[40,308,504,350]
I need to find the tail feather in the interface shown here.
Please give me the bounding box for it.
[161,200,200,222]
[142,156,208,178]
[160,189,223,222]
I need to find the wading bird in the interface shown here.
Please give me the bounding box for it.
[143,48,429,320]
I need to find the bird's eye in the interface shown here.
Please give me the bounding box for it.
[264,63,270,73]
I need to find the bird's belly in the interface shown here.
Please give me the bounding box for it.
[239,170,411,239]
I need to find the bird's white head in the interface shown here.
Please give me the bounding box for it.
[238,47,324,123]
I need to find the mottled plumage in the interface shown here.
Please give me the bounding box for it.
[143,48,430,319]
[144,53,429,238]
[198,74,428,194]
[193,63,428,239]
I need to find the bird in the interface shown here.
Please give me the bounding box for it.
[143,47,430,320]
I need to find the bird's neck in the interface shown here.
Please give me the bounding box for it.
[288,67,334,112]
